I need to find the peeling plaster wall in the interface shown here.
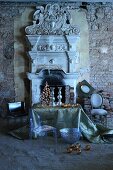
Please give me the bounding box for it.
[70,9,89,82]
[87,3,113,94]
[0,5,15,116]
[14,7,33,103]
[14,5,89,106]
[0,2,113,116]
[0,4,33,116]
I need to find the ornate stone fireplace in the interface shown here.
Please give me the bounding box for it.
[25,4,80,105]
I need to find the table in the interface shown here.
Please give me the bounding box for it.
[32,104,82,130]
[32,104,113,143]
[8,104,113,143]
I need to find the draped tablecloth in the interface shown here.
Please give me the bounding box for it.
[8,104,113,143]
[32,104,113,143]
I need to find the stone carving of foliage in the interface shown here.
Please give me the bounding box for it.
[25,4,80,35]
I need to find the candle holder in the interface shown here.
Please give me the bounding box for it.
[57,87,62,106]
[50,87,55,106]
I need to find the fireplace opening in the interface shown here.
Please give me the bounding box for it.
[40,69,66,103]
[41,85,65,103]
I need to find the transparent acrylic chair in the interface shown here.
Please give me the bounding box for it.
[29,109,57,151]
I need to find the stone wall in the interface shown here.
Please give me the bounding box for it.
[86,3,113,111]
[0,3,32,116]
[87,3,113,96]
[0,5,15,116]
[14,6,33,107]
[0,2,113,116]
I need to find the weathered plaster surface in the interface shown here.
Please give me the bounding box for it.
[14,7,33,103]
[0,5,15,116]
[1,2,113,116]
[70,9,89,82]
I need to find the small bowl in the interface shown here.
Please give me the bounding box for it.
[60,128,81,144]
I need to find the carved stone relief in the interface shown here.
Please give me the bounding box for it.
[25,4,80,35]
[36,44,68,51]
[26,4,80,104]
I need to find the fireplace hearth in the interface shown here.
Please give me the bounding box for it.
[25,4,80,105]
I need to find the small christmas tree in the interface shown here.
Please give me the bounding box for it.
[41,82,50,106]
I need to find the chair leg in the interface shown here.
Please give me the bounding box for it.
[104,115,107,127]
[92,115,97,124]
[7,118,10,130]
[20,117,23,127]
[53,128,57,153]
[29,130,32,139]
[7,118,16,130]
[29,117,33,139]
[100,115,107,127]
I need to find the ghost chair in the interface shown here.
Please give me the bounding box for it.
[29,109,57,152]
[90,93,108,126]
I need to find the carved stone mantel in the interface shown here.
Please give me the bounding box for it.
[25,3,80,105]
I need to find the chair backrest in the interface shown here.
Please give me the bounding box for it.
[7,101,25,114]
[29,108,41,129]
[91,93,103,108]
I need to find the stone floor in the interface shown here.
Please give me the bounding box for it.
[1,133,113,170]
[0,116,113,170]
